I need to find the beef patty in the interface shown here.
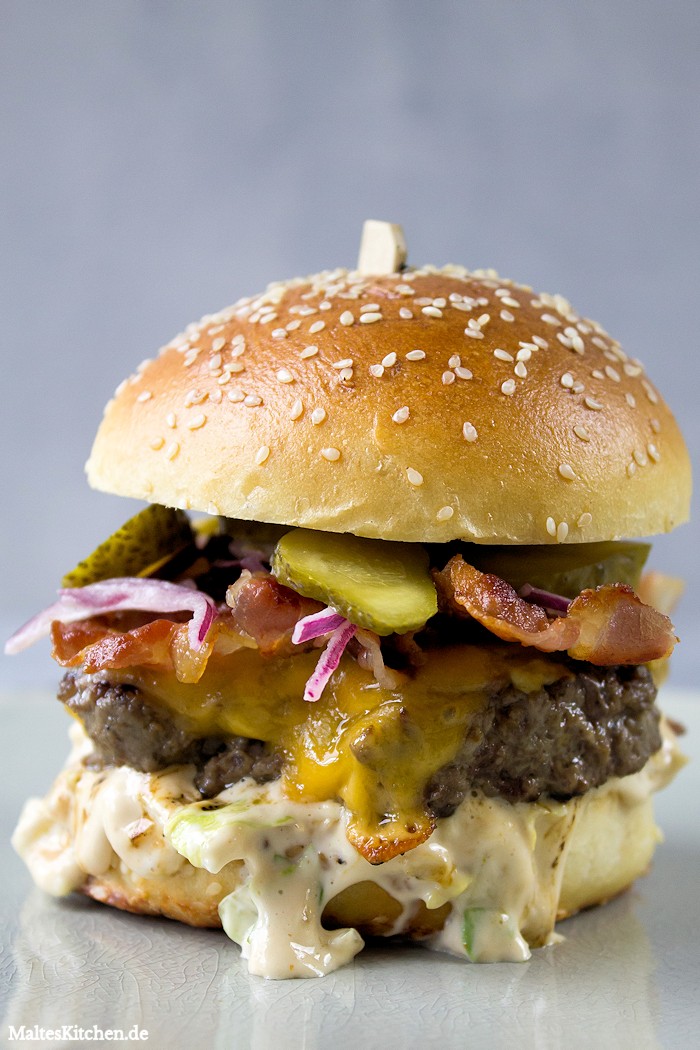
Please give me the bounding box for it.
[58,662,660,807]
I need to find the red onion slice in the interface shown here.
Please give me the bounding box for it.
[518,583,571,616]
[303,621,357,702]
[5,578,217,655]
[292,607,347,645]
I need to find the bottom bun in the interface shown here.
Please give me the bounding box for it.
[13,721,683,979]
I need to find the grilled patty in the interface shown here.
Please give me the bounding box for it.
[58,661,660,806]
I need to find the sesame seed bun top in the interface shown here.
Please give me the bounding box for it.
[86,264,691,545]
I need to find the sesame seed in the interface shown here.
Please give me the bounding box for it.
[500,297,519,309]
[557,521,569,543]
[546,517,557,537]
[572,381,585,394]
[650,418,661,434]
[516,347,532,362]
[455,366,473,380]
[605,365,621,382]
[494,348,514,362]
[584,397,603,411]
[573,424,591,441]
[414,297,432,306]
[648,443,660,462]
[448,354,461,369]
[259,312,277,325]
[451,301,473,312]
[166,441,180,461]
[557,333,573,350]
[319,300,332,311]
[477,313,490,326]
[186,413,207,430]
[392,406,410,424]
[532,336,548,349]
[309,320,325,334]
[625,392,636,408]
[561,373,574,388]
[591,369,605,380]
[633,449,647,467]
[382,352,397,367]
[300,345,319,360]
[577,512,593,527]
[286,319,301,331]
[210,388,222,404]
[360,312,382,324]
[339,367,353,381]
[407,468,424,487]
[370,364,385,378]
[464,328,484,339]
[271,328,288,340]
[399,307,413,319]
[227,388,245,403]
[150,437,164,450]
[433,298,447,308]
[332,358,353,369]
[436,506,454,522]
[642,381,659,405]
[422,306,443,318]
[136,390,152,403]
[541,313,561,326]
[339,311,355,326]
[244,395,262,407]
[514,361,528,379]
[166,413,177,428]
[360,303,381,312]
[501,379,516,396]
[627,461,637,477]
[442,371,456,385]
[255,445,270,465]
[559,463,577,481]
[321,447,341,462]
[311,407,327,425]
[500,310,515,323]
[624,362,643,378]
[406,349,426,361]
[276,368,294,384]
[212,337,226,352]
[289,399,304,420]
[462,422,478,442]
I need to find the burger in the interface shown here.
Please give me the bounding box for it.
[7,222,691,979]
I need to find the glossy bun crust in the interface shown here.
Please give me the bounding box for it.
[86,267,691,545]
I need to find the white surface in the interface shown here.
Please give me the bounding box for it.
[1,688,699,1048]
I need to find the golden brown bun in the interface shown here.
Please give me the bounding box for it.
[86,266,691,545]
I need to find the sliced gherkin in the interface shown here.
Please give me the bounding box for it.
[62,505,194,587]
[463,540,651,598]
[271,529,438,636]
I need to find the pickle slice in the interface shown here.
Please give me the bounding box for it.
[271,529,438,636]
[62,505,194,587]
[463,540,651,598]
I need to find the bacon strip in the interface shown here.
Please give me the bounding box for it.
[226,571,324,655]
[434,556,677,665]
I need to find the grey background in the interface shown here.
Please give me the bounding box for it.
[1,1,698,690]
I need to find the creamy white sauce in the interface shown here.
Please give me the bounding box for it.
[12,721,683,979]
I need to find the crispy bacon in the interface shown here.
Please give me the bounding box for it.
[51,615,248,684]
[434,555,677,665]
[226,571,324,655]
